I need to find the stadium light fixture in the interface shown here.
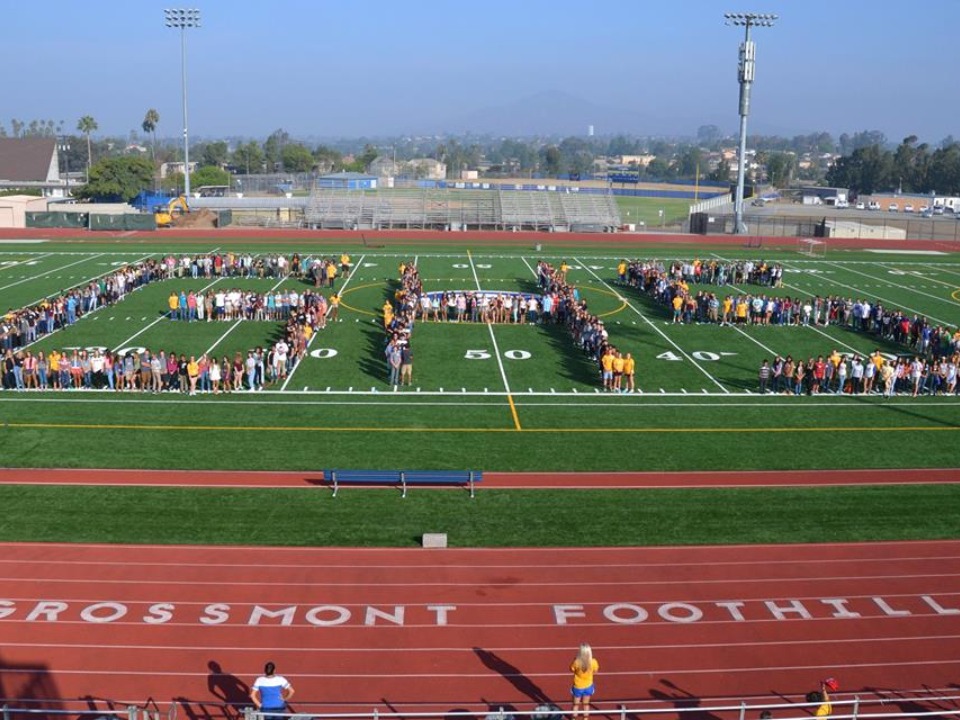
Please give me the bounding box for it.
[725,12,777,234]
[164,8,201,199]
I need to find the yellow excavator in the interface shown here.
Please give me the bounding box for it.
[154,195,189,228]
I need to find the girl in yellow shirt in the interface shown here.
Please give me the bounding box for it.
[570,643,599,720]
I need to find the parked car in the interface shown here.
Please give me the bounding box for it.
[868,201,881,211]
[919,205,929,213]
[835,199,849,208]
[888,203,899,212]
[855,201,866,210]
[933,206,945,215]
[904,204,914,213]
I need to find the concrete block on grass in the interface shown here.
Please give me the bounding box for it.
[422,533,447,548]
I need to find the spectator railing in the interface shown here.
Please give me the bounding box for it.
[4,692,960,720]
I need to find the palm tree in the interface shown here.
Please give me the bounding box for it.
[141,109,160,160]
[76,115,98,177]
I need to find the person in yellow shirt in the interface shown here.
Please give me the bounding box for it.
[600,351,615,391]
[570,643,599,720]
[559,260,570,282]
[612,352,625,393]
[168,292,179,319]
[736,298,749,325]
[672,294,683,323]
[722,296,733,325]
[339,253,352,277]
[325,261,337,288]
[383,300,394,328]
[187,356,200,395]
[623,353,636,393]
[617,260,627,284]
[328,293,340,322]
[49,350,61,390]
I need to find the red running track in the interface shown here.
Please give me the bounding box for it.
[1,540,959,712]
[1,467,960,488]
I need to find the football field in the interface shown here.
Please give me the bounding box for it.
[2,240,960,472]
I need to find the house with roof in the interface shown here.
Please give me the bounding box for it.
[0,138,65,196]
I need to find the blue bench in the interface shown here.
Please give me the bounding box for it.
[323,469,482,498]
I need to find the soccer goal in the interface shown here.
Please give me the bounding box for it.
[797,237,826,257]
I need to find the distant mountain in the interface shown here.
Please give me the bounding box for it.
[435,89,684,137]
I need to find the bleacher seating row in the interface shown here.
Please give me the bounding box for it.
[303,188,621,231]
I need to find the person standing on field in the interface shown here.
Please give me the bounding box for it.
[570,643,599,720]
[250,662,294,720]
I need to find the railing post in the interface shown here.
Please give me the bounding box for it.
[620,704,627,720]
[243,707,256,720]
[127,706,138,720]
[3,703,8,720]
[852,695,859,720]
[373,709,379,720]
[498,706,505,720]
[738,701,746,720]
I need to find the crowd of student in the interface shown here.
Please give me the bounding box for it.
[1,345,295,394]
[757,349,960,397]
[534,260,637,392]
[1,262,155,354]
[1,251,351,354]
[620,257,784,288]
[0,249,353,393]
[165,287,338,322]
[619,257,960,361]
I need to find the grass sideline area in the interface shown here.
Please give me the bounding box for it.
[1,235,959,548]
[0,484,958,547]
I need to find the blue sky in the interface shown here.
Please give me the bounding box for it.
[3,0,957,143]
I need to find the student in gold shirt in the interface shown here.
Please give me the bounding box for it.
[623,353,636,393]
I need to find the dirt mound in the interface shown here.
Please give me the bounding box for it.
[174,208,218,228]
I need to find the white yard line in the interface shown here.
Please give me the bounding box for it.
[520,256,538,277]
[19,254,158,351]
[203,276,287,356]
[929,264,960,281]
[0,253,109,293]
[112,276,223,352]
[280,254,366,391]
[0,252,55,272]
[826,261,960,310]
[573,256,730,393]
[709,254,889,358]
[467,251,517,403]
[4,391,955,405]
[879,262,960,289]
[26,253,155,307]
[203,319,244,356]
[780,259,954,326]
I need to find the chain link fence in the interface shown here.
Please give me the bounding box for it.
[686,212,960,241]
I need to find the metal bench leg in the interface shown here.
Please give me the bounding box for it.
[332,472,339,498]
[401,471,407,499]
[469,471,475,499]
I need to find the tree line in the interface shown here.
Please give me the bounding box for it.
[826,135,960,195]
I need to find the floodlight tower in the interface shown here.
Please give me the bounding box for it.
[724,12,777,234]
[164,8,201,199]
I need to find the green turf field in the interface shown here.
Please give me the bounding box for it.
[615,196,691,226]
[2,239,959,474]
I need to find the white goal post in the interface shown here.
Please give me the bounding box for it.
[797,237,826,257]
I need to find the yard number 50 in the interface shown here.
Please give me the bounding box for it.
[465,349,531,360]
